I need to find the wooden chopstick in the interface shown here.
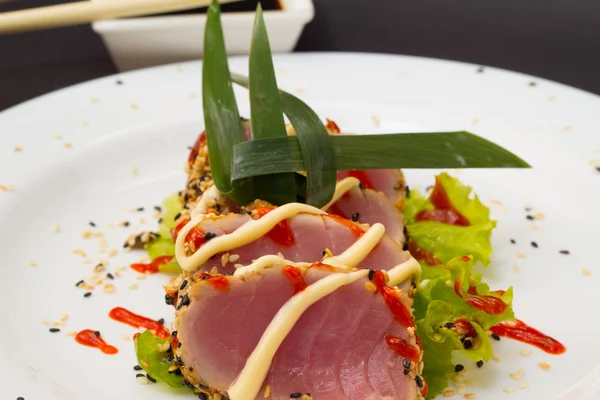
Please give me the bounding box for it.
[0,0,236,35]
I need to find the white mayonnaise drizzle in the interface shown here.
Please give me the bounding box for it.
[324,223,385,268]
[321,177,361,210]
[191,185,222,218]
[176,203,326,272]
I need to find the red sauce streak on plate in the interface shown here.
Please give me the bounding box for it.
[109,307,170,339]
[253,207,295,247]
[75,330,118,354]
[385,335,420,363]
[454,279,507,316]
[325,214,365,239]
[346,170,375,190]
[415,176,470,226]
[282,265,307,295]
[372,271,414,328]
[199,273,230,292]
[490,320,566,355]
[130,255,173,274]
[408,240,442,266]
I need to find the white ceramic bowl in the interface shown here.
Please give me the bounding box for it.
[92,0,314,71]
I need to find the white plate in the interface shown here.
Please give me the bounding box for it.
[0,53,599,400]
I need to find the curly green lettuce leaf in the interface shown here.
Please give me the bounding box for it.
[146,192,182,263]
[134,331,184,388]
[404,173,495,266]
[415,257,515,398]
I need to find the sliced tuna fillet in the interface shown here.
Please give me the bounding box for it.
[174,263,422,400]
[327,185,406,244]
[337,169,406,210]
[178,210,409,275]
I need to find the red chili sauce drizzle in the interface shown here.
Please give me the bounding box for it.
[420,381,429,398]
[371,271,414,328]
[109,307,170,339]
[282,265,307,295]
[172,218,214,250]
[490,320,566,355]
[325,119,341,134]
[187,131,206,165]
[325,214,365,239]
[408,240,442,266]
[199,273,230,292]
[415,176,470,226]
[346,170,375,190]
[253,207,295,247]
[384,335,420,363]
[75,330,118,354]
[130,255,173,274]
[453,317,477,338]
[454,279,508,316]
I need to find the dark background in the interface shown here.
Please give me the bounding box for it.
[1,0,599,111]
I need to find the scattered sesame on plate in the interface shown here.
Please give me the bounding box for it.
[371,114,381,127]
[14,146,22,152]
[563,126,572,132]
[559,250,570,255]
[516,253,526,259]
[538,362,551,370]
[0,184,16,192]
[518,381,528,389]
[520,349,532,356]
[583,269,592,276]
[503,387,515,393]
[64,142,73,149]
[27,260,37,267]
[131,166,138,176]
[130,103,138,110]
[128,284,139,290]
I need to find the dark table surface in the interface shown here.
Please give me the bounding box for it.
[1,0,600,111]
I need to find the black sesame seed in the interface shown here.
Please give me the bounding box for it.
[182,379,195,389]
[173,212,182,221]
[198,383,209,389]
[213,204,221,212]
[351,212,359,222]
[146,374,157,383]
[403,368,410,375]
[415,375,424,388]
[405,185,411,198]
[180,280,188,290]
[167,354,174,362]
[510,239,516,244]
[84,292,92,298]
[531,241,538,248]
[165,293,175,306]
[17,397,25,400]
[559,250,570,255]
[402,358,411,369]
[402,241,409,251]
[454,364,464,372]
[174,369,183,375]
[322,250,326,256]
[154,206,162,212]
[202,275,209,280]
[290,393,302,399]
[49,328,60,333]
[444,322,455,329]
[526,215,534,221]
[172,330,178,337]
[75,279,84,287]
[94,331,101,337]
[476,360,484,368]
[359,183,364,190]
[116,80,124,85]
[133,365,142,371]
[123,221,130,227]
[204,232,217,241]
[136,207,145,212]
[529,81,537,87]
[491,333,501,341]
[157,318,165,325]
[198,393,209,400]
[463,338,473,349]
[368,269,375,281]
[180,295,190,306]
[89,221,96,227]
[178,342,182,348]
[176,356,184,366]
[136,373,145,378]
[596,166,600,173]
[477,66,485,73]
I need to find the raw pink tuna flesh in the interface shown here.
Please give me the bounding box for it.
[178,265,419,400]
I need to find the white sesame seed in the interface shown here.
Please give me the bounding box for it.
[81,120,89,127]
[516,253,526,259]
[443,390,455,397]
[103,284,115,294]
[518,381,528,389]
[538,362,551,370]
[220,253,230,268]
[512,265,520,273]
[66,331,77,336]
[53,133,63,140]
[14,146,22,152]
[136,275,147,281]
[263,385,271,398]
[130,103,138,110]
[61,314,69,321]
[457,386,466,394]
[463,393,475,399]
[64,142,73,149]
[509,373,522,381]
[465,380,475,387]
[364,282,377,292]
[1,184,16,192]
[228,254,240,263]
[53,224,61,232]
[128,284,139,290]
[108,249,118,257]
[121,333,131,340]
[372,114,381,127]
[81,230,92,239]
[27,260,37,267]
[131,166,138,176]
[583,269,592,276]
[492,353,501,362]
[520,349,532,356]
[136,376,149,385]
[503,388,515,393]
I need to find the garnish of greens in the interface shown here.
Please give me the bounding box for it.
[135,1,529,398]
